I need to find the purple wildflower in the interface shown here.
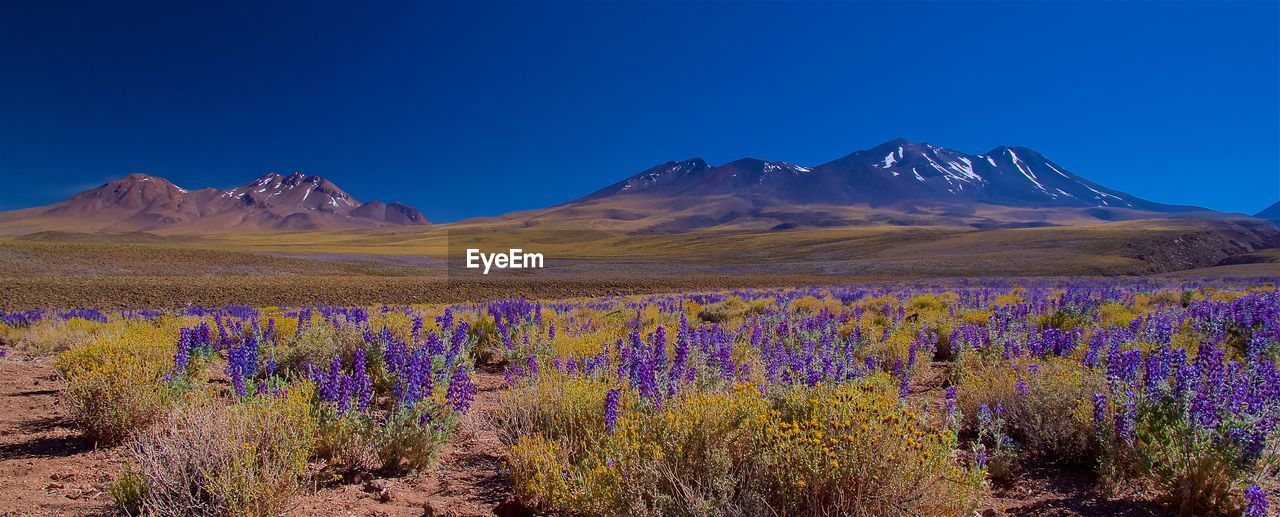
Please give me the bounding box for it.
[1093,392,1107,432]
[352,348,372,412]
[446,365,475,413]
[604,388,620,433]
[1115,390,1136,445]
[1246,485,1269,517]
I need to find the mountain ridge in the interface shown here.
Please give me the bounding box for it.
[0,139,1257,235]
[1256,201,1280,221]
[0,171,428,234]
[579,138,1196,211]
[502,138,1225,231]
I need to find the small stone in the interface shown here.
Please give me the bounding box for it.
[423,503,458,517]
[362,479,388,493]
[494,498,533,517]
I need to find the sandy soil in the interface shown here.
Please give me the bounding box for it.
[982,467,1162,516]
[0,356,119,516]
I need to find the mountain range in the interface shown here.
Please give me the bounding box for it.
[0,138,1270,235]
[0,172,428,233]
[584,138,1172,209]
[502,138,1231,231]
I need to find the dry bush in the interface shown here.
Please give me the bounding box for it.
[274,321,366,374]
[491,371,622,459]
[116,389,317,516]
[956,357,1105,465]
[500,374,983,516]
[760,378,984,516]
[609,387,771,516]
[13,318,103,355]
[57,326,176,444]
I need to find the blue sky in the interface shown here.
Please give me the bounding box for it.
[1,1,1277,221]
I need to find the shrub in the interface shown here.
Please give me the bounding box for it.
[15,317,105,355]
[760,378,984,515]
[314,413,381,474]
[787,296,830,315]
[1083,339,1280,515]
[1124,398,1256,515]
[119,387,317,516]
[372,404,456,473]
[274,321,366,374]
[469,315,507,365]
[959,309,993,325]
[57,327,177,444]
[955,358,1104,464]
[108,468,146,516]
[865,327,916,371]
[500,382,771,515]
[1039,309,1091,332]
[907,293,948,313]
[609,386,771,515]
[699,297,750,323]
[310,346,469,476]
[1097,303,1138,328]
[500,374,984,516]
[506,434,586,511]
[492,372,622,459]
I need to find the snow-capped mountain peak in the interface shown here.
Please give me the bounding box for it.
[576,138,1176,212]
[15,171,429,232]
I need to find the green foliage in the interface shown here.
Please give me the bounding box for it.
[315,402,459,475]
[1039,308,1091,331]
[1125,400,1246,516]
[373,403,457,473]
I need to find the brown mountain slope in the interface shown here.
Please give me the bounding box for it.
[0,172,428,235]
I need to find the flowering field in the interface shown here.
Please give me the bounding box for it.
[1,279,1279,515]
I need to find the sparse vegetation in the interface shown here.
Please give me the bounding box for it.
[3,279,1280,515]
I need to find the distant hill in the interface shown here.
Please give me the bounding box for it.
[1257,201,1280,221]
[508,138,1220,231]
[0,172,428,234]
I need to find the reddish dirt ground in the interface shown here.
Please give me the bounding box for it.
[0,355,119,516]
[981,467,1164,516]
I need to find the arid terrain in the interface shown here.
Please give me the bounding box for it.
[4,280,1277,516]
[3,216,1278,309]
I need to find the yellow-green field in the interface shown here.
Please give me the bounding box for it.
[3,218,1277,308]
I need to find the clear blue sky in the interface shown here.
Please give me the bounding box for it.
[1,1,1277,221]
